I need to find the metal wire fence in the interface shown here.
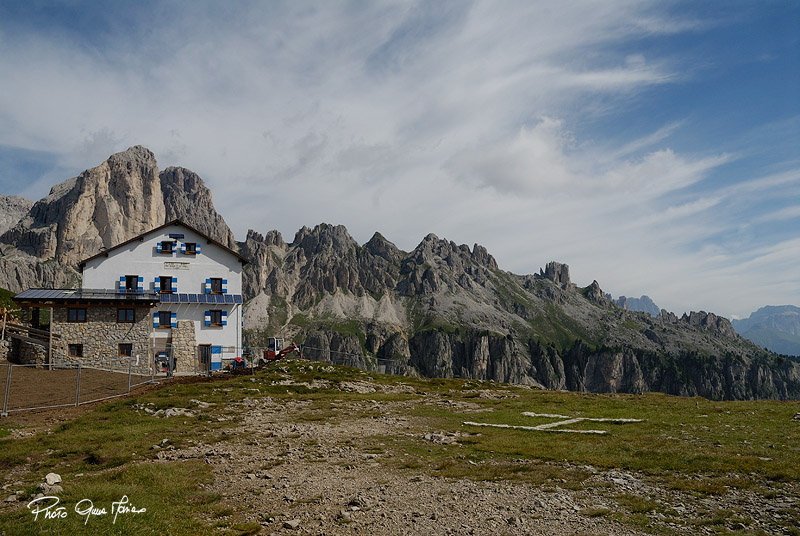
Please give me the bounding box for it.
[1,355,157,416]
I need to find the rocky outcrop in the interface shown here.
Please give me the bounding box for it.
[541,261,570,288]
[681,311,737,339]
[0,195,33,235]
[160,166,236,249]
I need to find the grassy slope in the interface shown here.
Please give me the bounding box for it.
[1,361,798,535]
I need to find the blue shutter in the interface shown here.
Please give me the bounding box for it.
[119,276,126,291]
[155,276,160,291]
[170,312,177,328]
[205,278,211,294]
[153,313,159,328]
[211,345,222,354]
[137,276,143,292]
[222,279,228,294]
[196,244,201,254]
[180,243,186,254]
[171,277,178,293]
[221,310,228,326]
[156,241,162,253]
[204,310,211,327]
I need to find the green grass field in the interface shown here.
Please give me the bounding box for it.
[1,360,798,535]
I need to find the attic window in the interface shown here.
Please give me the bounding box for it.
[184,242,197,255]
[160,241,174,254]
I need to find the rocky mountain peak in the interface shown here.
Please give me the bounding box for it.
[471,244,498,269]
[364,232,403,264]
[541,261,571,288]
[1,145,165,264]
[160,166,236,248]
[292,223,358,256]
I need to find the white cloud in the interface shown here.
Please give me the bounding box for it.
[0,1,796,319]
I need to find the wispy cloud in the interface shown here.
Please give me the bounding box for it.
[0,1,797,318]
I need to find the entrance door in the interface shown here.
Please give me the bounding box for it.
[198,344,211,372]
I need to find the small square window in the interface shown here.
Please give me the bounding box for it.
[118,343,132,357]
[209,278,223,294]
[117,308,135,323]
[209,309,222,327]
[160,241,174,254]
[68,308,87,322]
[68,344,83,358]
[158,311,172,329]
[184,242,197,255]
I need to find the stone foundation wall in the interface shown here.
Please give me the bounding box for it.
[12,338,47,365]
[51,305,153,372]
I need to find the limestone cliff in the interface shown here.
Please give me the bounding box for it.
[1,145,165,265]
[0,195,33,235]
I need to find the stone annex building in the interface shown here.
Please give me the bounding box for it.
[12,220,247,373]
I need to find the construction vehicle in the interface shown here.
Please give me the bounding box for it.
[262,340,304,363]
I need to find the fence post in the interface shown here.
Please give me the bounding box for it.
[75,364,81,407]
[2,365,11,417]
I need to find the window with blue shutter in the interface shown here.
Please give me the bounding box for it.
[205,310,223,327]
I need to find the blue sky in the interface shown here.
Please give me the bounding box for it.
[0,1,797,319]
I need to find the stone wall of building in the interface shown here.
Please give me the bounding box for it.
[172,320,197,373]
[12,338,47,365]
[51,305,153,373]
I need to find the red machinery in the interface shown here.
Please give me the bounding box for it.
[263,341,304,361]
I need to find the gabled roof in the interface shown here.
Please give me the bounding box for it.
[78,219,249,268]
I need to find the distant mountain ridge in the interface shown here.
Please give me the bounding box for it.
[611,295,661,317]
[732,306,800,357]
[2,146,798,400]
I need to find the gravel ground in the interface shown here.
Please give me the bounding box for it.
[151,382,798,535]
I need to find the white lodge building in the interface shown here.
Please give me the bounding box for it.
[76,220,248,372]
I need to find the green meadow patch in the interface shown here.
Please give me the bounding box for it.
[1,359,798,535]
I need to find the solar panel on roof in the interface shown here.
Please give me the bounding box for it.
[234,295,243,304]
[180,293,188,302]
[188,294,197,303]
[224,295,233,304]
[196,294,206,303]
